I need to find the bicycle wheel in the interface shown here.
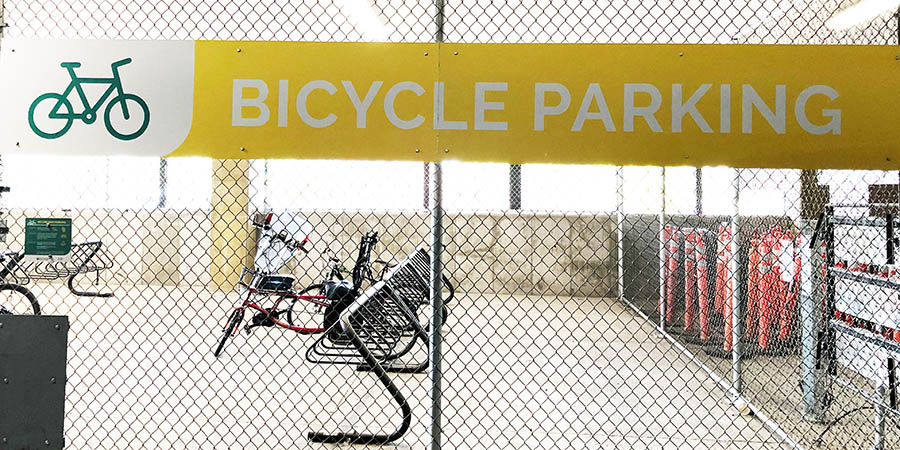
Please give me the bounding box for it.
[213,309,242,358]
[287,284,324,326]
[28,93,74,139]
[0,284,40,315]
[104,93,150,141]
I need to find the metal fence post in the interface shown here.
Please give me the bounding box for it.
[800,228,826,422]
[875,383,886,450]
[695,167,702,215]
[158,159,168,208]
[1,0,6,186]
[429,161,443,450]
[430,3,445,450]
[659,167,667,331]
[616,166,624,300]
[510,165,522,210]
[731,168,743,395]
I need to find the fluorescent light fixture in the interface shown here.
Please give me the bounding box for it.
[725,0,807,43]
[825,0,900,30]
[337,0,390,41]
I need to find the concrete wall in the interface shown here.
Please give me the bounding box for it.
[445,212,617,297]
[2,209,618,297]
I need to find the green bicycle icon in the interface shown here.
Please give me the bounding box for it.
[28,58,150,141]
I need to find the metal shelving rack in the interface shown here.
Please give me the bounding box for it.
[816,204,900,450]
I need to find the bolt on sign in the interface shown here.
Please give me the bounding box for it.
[1,40,899,169]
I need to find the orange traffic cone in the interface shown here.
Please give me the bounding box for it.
[718,224,736,351]
[664,225,680,325]
[684,228,698,332]
[696,231,711,341]
[744,237,762,340]
[757,234,777,349]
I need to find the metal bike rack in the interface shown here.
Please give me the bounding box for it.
[305,249,435,445]
[6,241,114,298]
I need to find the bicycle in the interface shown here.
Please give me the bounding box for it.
[0,251,41,316]
[214,216,455,357]
[309,231,453,337]
[28,58,150,141]
[0,185,38,315]
[214,212,328,357]
[307,231,391,337]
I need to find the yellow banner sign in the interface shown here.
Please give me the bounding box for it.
[4,40,899,169]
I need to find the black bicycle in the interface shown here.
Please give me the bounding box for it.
[0,185,39,315]
[0,251,41,315]
[302,231,453,335]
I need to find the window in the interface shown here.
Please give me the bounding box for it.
[264,159,423,211]
[165,157,212,209]
[820,170,897,206]
[521,164,616,213]
[702,166,736,215]
[4,154,156,209]
[442,161,509,211]
[664,166,697,214]
[740,169,801,216]
[623,166,662,214]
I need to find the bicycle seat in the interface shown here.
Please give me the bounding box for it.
[111,58,132,68]
[60,62,81,68]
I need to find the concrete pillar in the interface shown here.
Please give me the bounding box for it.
[209,159,253,291]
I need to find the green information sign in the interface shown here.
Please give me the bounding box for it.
[25,218,72,257]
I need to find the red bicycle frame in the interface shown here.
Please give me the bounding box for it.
[229,287,328,335]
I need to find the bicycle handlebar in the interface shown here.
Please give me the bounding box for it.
[253,220,309,253]
[271,233,309,253]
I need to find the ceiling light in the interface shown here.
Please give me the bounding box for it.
[825,0,900,30]
[337,0,390,41]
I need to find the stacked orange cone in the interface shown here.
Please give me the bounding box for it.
[695,231,711,341]
[757,231,777,349]
[744,238,762,339]
[683,228,698,332]
[742,225,802,351]
[663,225,680,325]
[714,224,735,351]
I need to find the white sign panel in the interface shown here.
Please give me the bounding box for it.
[0,39,194,156]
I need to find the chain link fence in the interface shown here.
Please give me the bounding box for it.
[2,0,900,449]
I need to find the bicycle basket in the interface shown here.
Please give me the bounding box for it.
[257,274,295,292]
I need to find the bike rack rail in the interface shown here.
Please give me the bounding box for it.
[4,241,115,297]
[305,248,435,445]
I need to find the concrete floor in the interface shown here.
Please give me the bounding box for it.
[622,291,900,450]
[27,282,786,449]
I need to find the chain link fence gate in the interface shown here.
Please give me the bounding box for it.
[2,1,900,449]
